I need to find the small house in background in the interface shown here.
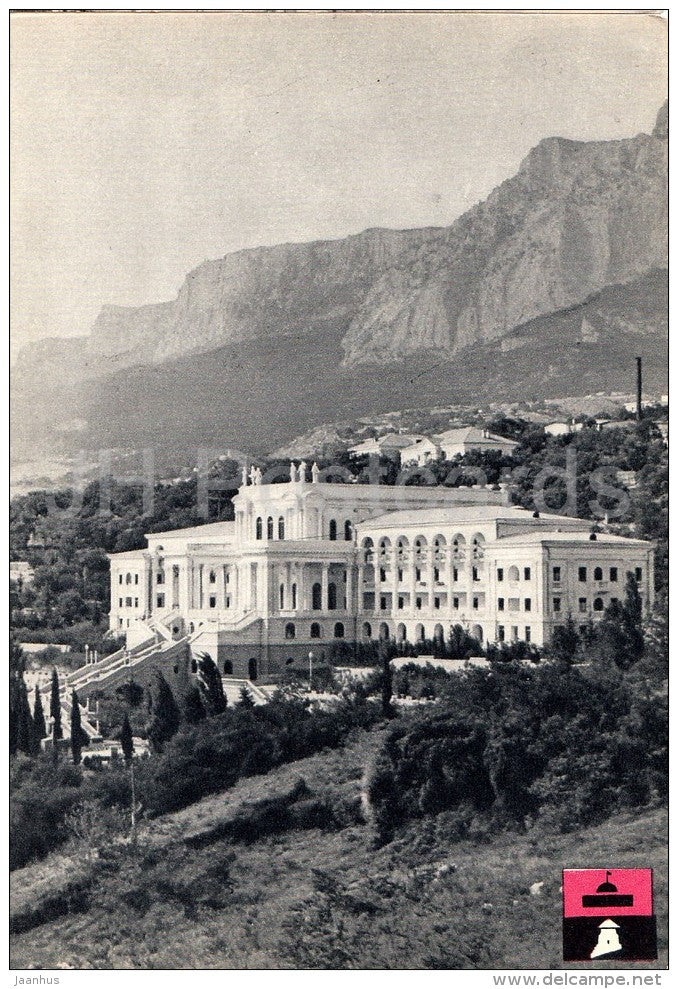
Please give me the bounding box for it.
[544,419,584,437]
[437,426,519,459]
[594,419,635,433]
[10,560,35,586]
[615,470,638,490]
[348,432,423,459]
[400,436,442,467]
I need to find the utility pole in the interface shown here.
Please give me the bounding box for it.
[636,356,642,422]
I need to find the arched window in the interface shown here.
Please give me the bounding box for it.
[311,622,321,639]
[312,582,322,610]
[256,517,263,540]
[291,583,298,609]
[362,621,372,639]
[593,597,604,612]
[329,519,337,541]
[126,572,132,584]
[344,520,353,541]
[472,534,485,559]
[379,622,390,640]
[278,516,285,540]
[328,582,337,610]
[279,584,285,609]
[248,657,258,681]
[594,567,603,581]
[267,516,274,540]
[286,657,295,665]
[415,623,425,642]
[223,660,233,674]
[334,622,345,639]
[285,622,296,640]
[508,565,520,582]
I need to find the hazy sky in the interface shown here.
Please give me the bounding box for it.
[11,10,667,350]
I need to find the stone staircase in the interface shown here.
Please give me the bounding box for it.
[221,677,270,706]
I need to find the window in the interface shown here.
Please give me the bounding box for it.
[328,583,337,610]
[334,622,345,639]
[380,596,387,611]
[593,567,603,581]
[329,519,337,541]
[223,660,233,674]
[498,597,505,611]
[209,595,217,609]
[472,596,479,610]
[578,597,587,613]
[415,567,422,582]
[578,567,587,582]
[398,568,403,582]
[511,626,519,641]
[434,567,440,583]
[311,622,321,639]
[610,567,618,582]
[593,597,604,612]
[380,567,386,582]
[156,572,164,585]
[209,570,216,584]
[472,566,479,581]
[525,626,531,643]
[118,597,123,608]
[553,597,561,613]
[256,517,263,540]
[453,567,459,582]
[279,584,285,609]
[278,517,285,540]
[118,574,123,584]
[312,583,322,610]
[553,566,561,582]
[156,594,165,608]
[291,583,297,609]
[524,598,531,612]
[611,597,619,606]
[267,517,274,540]
[453,597,459,609]
[285,622,296,640]
[134,598,139,608]
[498,625,505,642]
[497,568,504,582]
[398,596,404,610]
[119,618,124,628]
[524,567,531,581]
[134,574,139,585]
[635,567,643,582]
[416,597,422,610]
[434,597,440,610]
[344,520,353,541]
[126,573,132,584]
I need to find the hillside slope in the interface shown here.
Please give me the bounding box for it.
[10,728,667,970]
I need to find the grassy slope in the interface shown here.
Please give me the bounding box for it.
[10,728,667,971]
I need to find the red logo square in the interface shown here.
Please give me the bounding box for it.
[563,869,653,918]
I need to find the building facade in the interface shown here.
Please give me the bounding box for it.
[108,463,654,678]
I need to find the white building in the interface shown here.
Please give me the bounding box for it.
[400,436,442,466]
[544,420,584,437]
[347,433,421,458]
[437,427,519,459]
[102,463,654,685]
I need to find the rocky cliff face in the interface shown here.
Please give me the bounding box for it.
[15,103,667,378]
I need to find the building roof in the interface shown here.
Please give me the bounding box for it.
[435,426,519,447]
[350,432,423,452]
[146,520,236,541]
[358,505,587,530]
[495,531,651,547]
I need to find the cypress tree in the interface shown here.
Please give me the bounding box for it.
[120,713,135,762]
[237,686,255,708]
[182,683,207,724]
[70,690,88,765]
[32,685,47,747]
[50,668,63,740]
[196,654,227,715]
[379,640,394,718]
[147,672,181,752]
[9,639,26,755]
[16,679,35,755]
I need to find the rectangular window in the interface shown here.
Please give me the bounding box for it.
[497,568,504,582]
[134,598,139,608]
[156,593,165,609]
[416,597,422,610]
[398,596,404,610]
[511,626,518,641]
[434,596,440,610]
[398,568,403,582]
[578,567,587,582]
[472,566,479,581]
[553,597,561,612]
[498,625,505,642]
[524,598,532,612]
[553,566,561,583]
[635,567,643,582]
[118,574,123,585]
[434,567,440,583]
[118,597,123,608]
[524,567,531,581]
[610,567,618,582]
[525,626,531,643]
[508,597,520,611]
[134,574,139,585]
[578,597,587,613]
[209,571,216,584]
[453,597,459,609]
[472,596,479,610]
[453,567,459,582]
[226,596,231,608]
[119,618,124,628]
[209,596,217,609]
[380,596,387,611]
[157,572,164,585]
[415,567,422,582]
[380,567,386,582]
[498,597,505,611]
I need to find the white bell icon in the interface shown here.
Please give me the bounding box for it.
[590,919,622,959]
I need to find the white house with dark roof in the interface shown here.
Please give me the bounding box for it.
[437,426,519,459]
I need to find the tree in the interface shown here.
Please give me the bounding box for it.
[380,640,394,718]
[196,654,227,715]
[16,679,35,755]
[32,685,47,745]
[9,639,26,754]
[146,672,182,752]
[594,574,645,671]
[70,691,88,765]
[549,615,580,666]
[182,683,207,724]
[50,667,63,741]
[237,686,255,708]
[120,712,135,762]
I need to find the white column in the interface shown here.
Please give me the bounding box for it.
[346,566,353,613]
[391,549,399,611]
[321,563,329,612]
[357,564,364,612]
[409,553,417,613]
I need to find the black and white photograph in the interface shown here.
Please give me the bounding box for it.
[9,8,668,973]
